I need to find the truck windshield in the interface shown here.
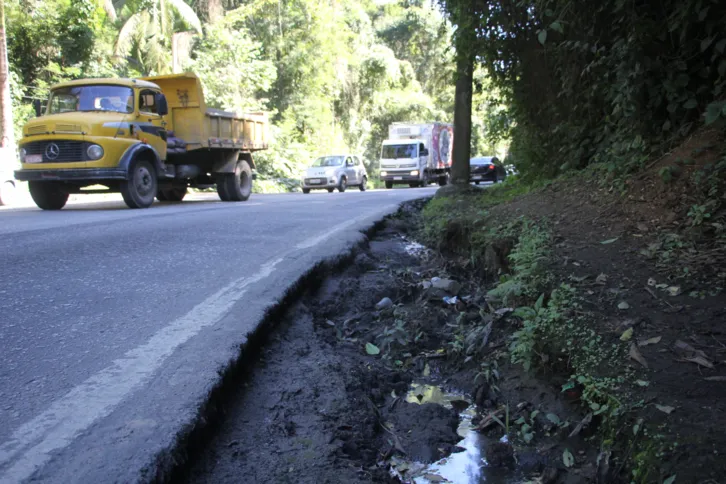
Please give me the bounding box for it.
[381,144,417,159]
[312,156,344,167]
[48,85,134,114]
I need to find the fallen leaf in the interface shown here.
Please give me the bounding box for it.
[666,286,682,296]
[663,475,676,484]
[600,237,619,245]
[365,343,380,355]
[568,413,593,438]
[638,336,662,347]
[683,355,714,368]
[423,473,447,482]
[629,343,649,368]
[546,413,561,425]
[563,448,575,468]
[595,273,608,284]
[620,328,634,341]
[673,340,707,358]
[704,376,726,382]
[655,404,675,414]
[618,301,631,310]
[636,380,650,387]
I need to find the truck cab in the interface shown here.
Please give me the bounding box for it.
[379,140,428,188]
[15,79,171,209]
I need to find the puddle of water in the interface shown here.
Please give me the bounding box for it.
[389,383,483,484]
[401,237,429,258]
[393,384,528,484]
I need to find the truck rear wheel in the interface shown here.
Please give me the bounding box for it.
[438,174,449,186]
[219,159,252,202]
[121,159,157,209]
[385,181,393,189]
[29,181,69,210]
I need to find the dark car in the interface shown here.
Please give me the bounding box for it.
[470,156,507,184]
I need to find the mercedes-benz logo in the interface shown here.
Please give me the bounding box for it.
[45,143,60,160]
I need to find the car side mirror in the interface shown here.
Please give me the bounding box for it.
[33,99,43,117]
[156,94,169,116]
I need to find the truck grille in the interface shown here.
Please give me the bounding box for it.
[23,140,88,162]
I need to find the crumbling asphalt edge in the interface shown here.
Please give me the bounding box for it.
[141,199,428,483]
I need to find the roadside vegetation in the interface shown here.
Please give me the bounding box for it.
[2,0,509,190]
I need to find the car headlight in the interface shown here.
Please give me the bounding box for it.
[19,148,27,162]
[380,171,387,176]
[87,144,104,160]
[410,170,419,176]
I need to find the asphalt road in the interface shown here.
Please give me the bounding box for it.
[0,187,436,483]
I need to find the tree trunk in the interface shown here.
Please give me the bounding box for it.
[450,8,475,186]
[0,0,14,149]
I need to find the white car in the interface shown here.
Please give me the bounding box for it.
[302,155,368,193]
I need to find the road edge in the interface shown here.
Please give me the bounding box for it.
[143,198,428,483]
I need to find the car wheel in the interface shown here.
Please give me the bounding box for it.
[302,188,311,194]
[409,182,418,188]
[359,176,367,191]
[385,181,393,189]
[120,159,157,209]
[0,180,17,206]
[29,181,69,210]
[337,177,347,192]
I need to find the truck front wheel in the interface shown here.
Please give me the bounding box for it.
[121,159,157,209]
[29,181,69,210]
[218,159,252,202]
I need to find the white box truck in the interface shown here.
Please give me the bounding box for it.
[378,122,453,188]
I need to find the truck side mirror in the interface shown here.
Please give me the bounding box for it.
[33,99,43,117]
[421,149,429,156]
[156,94,169,116]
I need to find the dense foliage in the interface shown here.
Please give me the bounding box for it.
[442,0,726,180]
[5,0,504,190]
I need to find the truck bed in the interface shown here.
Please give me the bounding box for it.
[140,74,268,154]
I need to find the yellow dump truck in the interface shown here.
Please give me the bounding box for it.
[14,73,268,209]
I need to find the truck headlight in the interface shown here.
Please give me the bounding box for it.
[87,144,104,160]
[380,171,387,176]
[19,148,27,162]
[410,170,419,176]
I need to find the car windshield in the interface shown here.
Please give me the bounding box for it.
[381,144,418,159]
[312,156,344,167]
[470,157,495,165]
[47,85,134,114]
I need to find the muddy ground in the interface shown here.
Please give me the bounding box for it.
[184,204,588,484]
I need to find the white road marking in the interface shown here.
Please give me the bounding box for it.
[0,257,286,483]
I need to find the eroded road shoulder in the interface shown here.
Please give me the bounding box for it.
[185,209,465,483]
